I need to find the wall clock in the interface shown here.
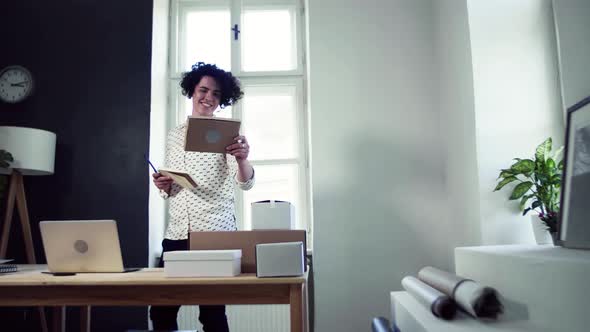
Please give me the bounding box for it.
[0,65,35,103]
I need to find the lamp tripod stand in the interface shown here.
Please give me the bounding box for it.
[1,170,48,332]
[1,170,36,262]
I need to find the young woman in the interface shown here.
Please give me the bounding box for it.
[150,62,254,331]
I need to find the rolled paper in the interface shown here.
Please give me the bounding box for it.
[418,266,462,295]
[418,266,503,319]
[454,279,503,318]
[402,276,457,320]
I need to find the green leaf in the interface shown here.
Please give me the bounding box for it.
[497,169,514,179]
[0,150,13,170]
[558,160,564,170]
[552,146,564,160]
[551,174,562,185]
[535,138,552,161]
[531,200,542,210]
[511,159,535,173]
[494,176,518,191]
[509,181,534,200]
[0,150,13,162]
[537,173,550,184]
[546,158,556,170]
[522,207,532,216]
[519,194,532,210]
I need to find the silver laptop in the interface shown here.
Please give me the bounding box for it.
[39,220,139,274]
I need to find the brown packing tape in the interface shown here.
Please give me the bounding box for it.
[189,230,307,273]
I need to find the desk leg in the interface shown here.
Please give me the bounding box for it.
[303,282,309,332]
[290,284,303,332]
[38,307,49,332]
[80,306,91,332]
[52,306,65,332]
[0,171,17,257]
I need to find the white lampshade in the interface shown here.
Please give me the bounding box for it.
[0,126,56,176]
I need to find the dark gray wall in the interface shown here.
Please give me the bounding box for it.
[0,0,152,330]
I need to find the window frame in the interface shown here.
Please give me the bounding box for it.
[168,0,312,245]
[237,76,310,232]
[234,2,304,76]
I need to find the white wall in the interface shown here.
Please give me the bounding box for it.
[553,0,590,108]
[149,0,170,267]
[434,0,482,261]
[308,1,479,330]
[467,0,565,244]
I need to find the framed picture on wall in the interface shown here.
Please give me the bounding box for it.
[559,95,590,249]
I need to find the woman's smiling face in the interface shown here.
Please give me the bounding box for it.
[192,75,221,117]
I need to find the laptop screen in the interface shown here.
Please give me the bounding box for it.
[39,220,126,273]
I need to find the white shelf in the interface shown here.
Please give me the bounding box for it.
[455,244,590,332]
[391,291,550,332]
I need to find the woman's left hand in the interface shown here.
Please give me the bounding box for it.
[226,135,250,161]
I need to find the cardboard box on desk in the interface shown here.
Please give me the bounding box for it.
[256,241,304,277]
[251,200,295,230]
[189,230,306,273]
[163,249,241,277]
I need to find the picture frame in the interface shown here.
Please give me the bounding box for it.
[559,95,590,249]
[184,116,241,153]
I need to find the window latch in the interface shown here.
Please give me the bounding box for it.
[232,24,240,40]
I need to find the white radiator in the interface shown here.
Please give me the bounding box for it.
[178,304,290,332]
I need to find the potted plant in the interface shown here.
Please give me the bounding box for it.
[494,137,563,243]
[0,149,13,201]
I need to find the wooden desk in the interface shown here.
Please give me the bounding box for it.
[0,265,309,332]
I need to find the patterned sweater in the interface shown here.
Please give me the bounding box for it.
[161,121,255,240]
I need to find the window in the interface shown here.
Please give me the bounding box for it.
[168,0,311,244]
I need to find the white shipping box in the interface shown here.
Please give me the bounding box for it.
[163,249,241,277]
[256,241,304,277]
[251,200,295,230]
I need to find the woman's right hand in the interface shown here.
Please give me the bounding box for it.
[152,173,173,194]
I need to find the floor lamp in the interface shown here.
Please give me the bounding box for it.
[0,126,56,332]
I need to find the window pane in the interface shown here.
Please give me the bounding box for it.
[242,85,298,160]
[241,8,297,71]
[243,164,301,229]
[184,10,231,71]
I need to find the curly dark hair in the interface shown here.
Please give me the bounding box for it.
[180,62,243,109]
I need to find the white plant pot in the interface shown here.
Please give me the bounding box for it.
[530,214,554,245]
